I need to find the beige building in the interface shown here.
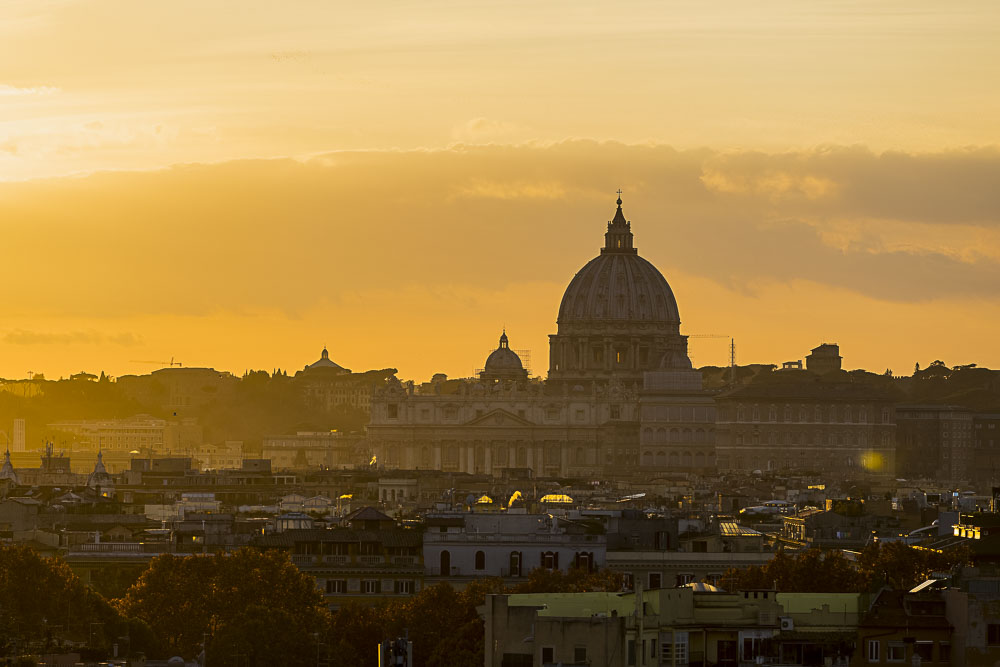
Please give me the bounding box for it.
[714,352,897,477]
[47,415,203,456]
[368,198,708,479]
[262,431,368,470]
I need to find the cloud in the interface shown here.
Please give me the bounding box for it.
[2,330,142,346]
[451,118,529,144]
[0,84,59,96]
[0,141,998,325]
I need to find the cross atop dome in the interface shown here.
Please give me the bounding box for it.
[603,191,637,255]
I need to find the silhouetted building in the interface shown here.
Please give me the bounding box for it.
[896,405,973,481]
[714,361,897,476]
[805,343,842,374]
[293,347,395,413]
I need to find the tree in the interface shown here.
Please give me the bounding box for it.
[721,548,862,593]
[721,544,969,594]
[0,544,120,656]
[855,541,968,592]
[116,549,329,665]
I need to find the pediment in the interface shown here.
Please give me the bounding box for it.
[464,408,535,427]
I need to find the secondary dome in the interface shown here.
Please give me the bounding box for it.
[481,331,528,382]
[557,197,680,332]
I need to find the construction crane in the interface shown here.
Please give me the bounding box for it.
[129,357,183,368]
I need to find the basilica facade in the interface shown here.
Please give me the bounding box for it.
[366,198,717,479]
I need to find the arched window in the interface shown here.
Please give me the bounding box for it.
[475,550,485,570]
[655,451,666,467]
[642,451,653,466]
[440,550,451,575]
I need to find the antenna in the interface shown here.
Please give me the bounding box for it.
[730,338,737,386]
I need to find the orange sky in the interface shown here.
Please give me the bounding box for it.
[1,2,998,381]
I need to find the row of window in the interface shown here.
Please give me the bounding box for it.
[642,426,715,444]
[323,579,414,595]
[866,639,947,663]
[734,404,891,424]
[733,431,889,447]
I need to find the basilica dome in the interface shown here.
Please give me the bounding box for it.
[557,197,680,332]
[547,196,691,384]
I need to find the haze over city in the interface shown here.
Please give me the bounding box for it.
[2,1,1000,381]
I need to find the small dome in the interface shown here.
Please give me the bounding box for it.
[481,331,528,381]
[304,346,350,373]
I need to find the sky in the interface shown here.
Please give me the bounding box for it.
[1,1,998,381]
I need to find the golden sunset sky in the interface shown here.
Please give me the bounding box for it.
[1,1,998,381]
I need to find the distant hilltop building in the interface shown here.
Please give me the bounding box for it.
[117,367,238,413]
[368,196,717,478]
[293,346,396,413]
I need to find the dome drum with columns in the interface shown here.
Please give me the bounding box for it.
[548,196,691,385]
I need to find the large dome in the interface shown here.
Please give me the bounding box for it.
[557,198,679,331]
[547,197,690,384]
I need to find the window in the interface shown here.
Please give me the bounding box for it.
[989,624,1000,646]
[573,647,587,663]
[940,643,951,662]
[541,647,554,664]
[394,580,413,594]
[887,642,905,662]
[627,640,636,666]
[914,642,933,661]
[541,551,558,570]
[866,640,880,663]
[610,404,621,420]
[661,633,689,665]
[325,579,346,594]
[575,409,585,422]
[743,636,767,661]
[475,550,486,570]
[387,403,398,419]
[623,573,634,590]
[648,572,662,589]
[509,551,522,577]
[362,579,379,594]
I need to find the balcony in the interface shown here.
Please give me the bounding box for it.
[357,555,385,566]
[391,555,416,566]
[323,554,350,565]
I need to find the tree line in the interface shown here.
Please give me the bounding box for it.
[0,544,619,667]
